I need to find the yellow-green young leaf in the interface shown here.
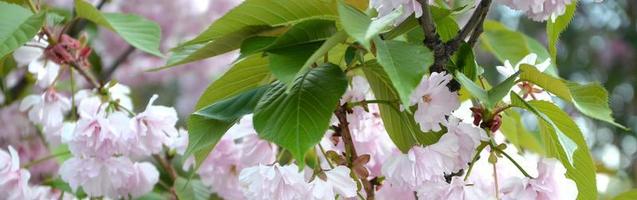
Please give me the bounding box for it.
[267,19,336,50]
[530,100,597,200]
[455,72,489,104]
[499,110,545,155]
[567,82,628,130]
[547,0,578,62]
[183,0,338,46]
[510,94,577,165]
[373,37,433,108]
[0,2,45,58]
[157,26,270,70]
[487,71,520,107]
[518,64,572,100]
[612,189,637,200]
[481,20,550,65]
[195,54,271,110]
[253,64,347,166]
[74,0,162,57]
[337,1,401,48]
[186,86,269,168]
[363,61,443,152]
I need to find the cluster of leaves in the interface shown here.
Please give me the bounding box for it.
[1,0,634,199]
[161,1,629,199]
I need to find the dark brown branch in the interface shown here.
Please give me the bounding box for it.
[335,105,375,200]
[447,0,493,53]
[415,0,441,50]
[101,45,135,82]
[153,154,178,182]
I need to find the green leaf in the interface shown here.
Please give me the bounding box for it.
[518,64,626,129]
[481,20,551,66]
[0,2,45,58]
[486,71,520,107]
[183,0,338,46]
[499,110,545,155]
[530,100,597,200]
[185,115,237,168]
[373,37,432,107]
[518,64,572,100]
[267,19,336,50]
[266,19,337,84]
[509,93,578,165]
[195,54,271,110]
[240,36,277,57]
[450,43,478,81]
[612,189,637,200]
[337,1,401,48]
[363,61,443,152]
[268,42,323,84]
[194,86,269,121]
[74,0,162,56]
[174,177,212,200]
[253,63,347,165]
[567,82,627,130]
[455,72,489,104]
[547,0,578,62]
[298,31,348,75]
[187,86,268,167]
[159,26,270,69]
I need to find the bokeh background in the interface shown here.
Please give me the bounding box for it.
[4,0,633,198]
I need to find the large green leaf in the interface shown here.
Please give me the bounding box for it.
[265,19,337,84]
[518,64,572,100]
[75,0,162,56]
[567,82,627,130]
[373,38,433,107]
[0,2,45,58]
[530,100,597,200]
[499,110,545,155]
[195,54,271,110]
[187,86,269,167]
[337,1,401,48]
[183,0,338,46]
[159,26,270,69]
[253,63,347,164]
[268,42,323,84]
[510,93,578,165]
[487,71,520,107]
[363,61,443,152]
[547,0,578,62]
[481,20,551,65]
[455,71,518,109]
[518,64,626,129]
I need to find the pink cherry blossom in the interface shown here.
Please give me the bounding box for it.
[501,158,577,200]
[429,117,486,172]
[0,103,36,144]
[0,146,31,200]
[376,180,417,200]
[59,156,158,198]
[307,166,358,200]
[198,137,245,200]
[130,94,179,156]
[66,97,132,158]
[417,177,489,200]
[370,0,426,25]
[20,89,71,129]
[239,163,309,200]
[410,72,460,132]
[496,0,574,22]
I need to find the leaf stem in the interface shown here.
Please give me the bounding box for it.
[70,62,101,89]
[493,147,533,178]
[153,154,177,182]
[464,142,488,181]
[318,144,335,169]
[22,150,70,169]
[27,0,38,13]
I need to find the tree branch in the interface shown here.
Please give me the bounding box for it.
[101,45,135,81]
[447,0,493,52]
[335,105,375,200]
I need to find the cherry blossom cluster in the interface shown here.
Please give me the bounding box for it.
[370,0,604,23]
[0,146,70,199]
[6,32,183,199]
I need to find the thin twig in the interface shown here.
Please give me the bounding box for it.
[101,45,135,81]
[153,154,178,182]
[71,62,100,89]
[493,147,533,178]
[22,150,70,169]
[447,0,493,52]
